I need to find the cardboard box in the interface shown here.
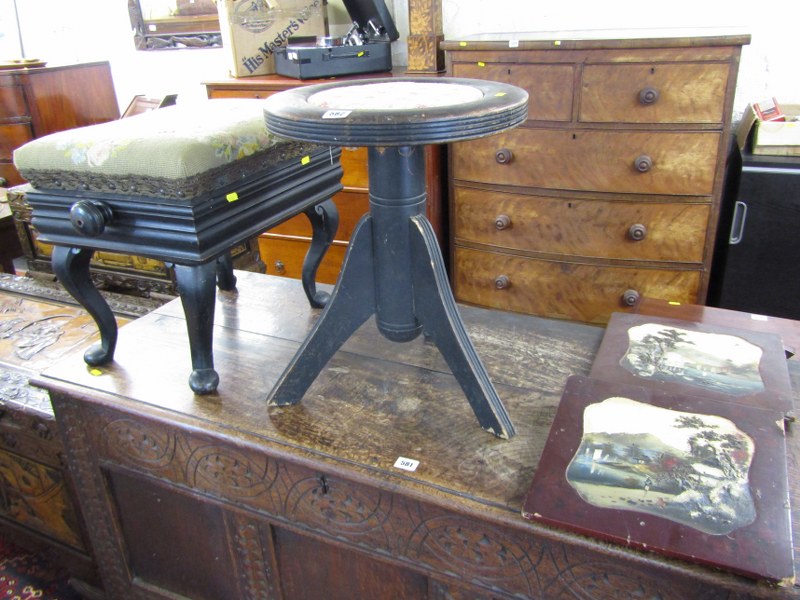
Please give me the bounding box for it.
[736,102,800,156]
[218,0,328,78]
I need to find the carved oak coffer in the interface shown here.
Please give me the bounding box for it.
[0,289,109,588]
[36,272,800,599]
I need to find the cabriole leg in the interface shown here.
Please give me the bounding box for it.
[51,245,117,366]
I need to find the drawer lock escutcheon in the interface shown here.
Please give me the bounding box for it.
[628,223,647,241]
[494,214,512,230]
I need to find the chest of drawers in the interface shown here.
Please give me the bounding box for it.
[204,74,444,285]
[442,35,749,324]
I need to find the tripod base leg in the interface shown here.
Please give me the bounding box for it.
[409,216,516,439]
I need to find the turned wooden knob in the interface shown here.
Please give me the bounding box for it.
[494,275,510,290]
[633,155,653,173]
[628,223,647,241]
[639,87,659,105]
[274,260,286,275]
[70,200,113,237]
[494,214,512,230]
[0,177,7,187]
[495,148,513,164]
[621,289,641,307]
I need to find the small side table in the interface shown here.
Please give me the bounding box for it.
[264,78,528,438]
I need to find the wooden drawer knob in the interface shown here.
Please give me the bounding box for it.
[495,148,513,164]
[621,289,641,307]
[633,155,653,173]
[628,223,647,241]
[0,177,7,187]
[638,87,660,105]
[70,200,113,237]
[494,275,510,290]
[494,214,512,230]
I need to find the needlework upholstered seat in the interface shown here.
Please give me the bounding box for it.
[14,99,343,394]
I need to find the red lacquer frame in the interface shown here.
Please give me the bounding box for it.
[522,375,793,582]
[590,312,793,413]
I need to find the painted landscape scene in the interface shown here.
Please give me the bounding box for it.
[566,396,756,535]
[621,323,765,396]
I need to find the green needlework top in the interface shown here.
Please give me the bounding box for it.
[13,99,286,181]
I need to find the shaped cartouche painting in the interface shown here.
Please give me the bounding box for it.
[566,396,755,535]
[621,324,764,396]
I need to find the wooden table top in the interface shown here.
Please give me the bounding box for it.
[33,273,800,594]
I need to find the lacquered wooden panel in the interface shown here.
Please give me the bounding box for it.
[580,63,730,124]
[0,122,33,159]
[453,246,702,324]
[0,83,27,119]
[267,190,368,241]
[451,62,574,122]
[453,186,710,262]
[258,235,347,284]
[452,128,720,195]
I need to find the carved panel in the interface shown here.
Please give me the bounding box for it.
[228,513,281,599]
[0,447,83,549]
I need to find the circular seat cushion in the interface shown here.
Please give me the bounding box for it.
[13,99,320,200]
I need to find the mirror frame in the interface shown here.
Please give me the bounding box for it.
[128,0,222,50]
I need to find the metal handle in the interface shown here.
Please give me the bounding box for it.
[274,260,286,274]
[639,87,659,105]
[729,200,748,245]
[70,200,113,237]
[494,214,511,230]
[628,223,647,241]
[621,289,641,307]
[495,148,513,164]
[494,275,510,290]
[634,155,653,173]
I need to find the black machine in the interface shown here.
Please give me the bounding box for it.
[274,0,398,80]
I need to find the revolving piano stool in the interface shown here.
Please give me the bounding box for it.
[13,99,343,394]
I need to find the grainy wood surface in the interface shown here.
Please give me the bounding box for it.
[35,272,800,598]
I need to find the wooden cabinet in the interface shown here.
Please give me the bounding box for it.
[442,35,749,324]
[0,62,120,187]
[204,74,444,284]
[36,271,800,599]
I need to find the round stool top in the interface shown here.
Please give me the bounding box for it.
[263,77,528,146]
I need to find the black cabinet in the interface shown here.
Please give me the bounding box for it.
[709,149,800,319]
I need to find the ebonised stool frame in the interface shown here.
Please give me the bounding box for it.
[264,77,528,438]
[24,148,343,394]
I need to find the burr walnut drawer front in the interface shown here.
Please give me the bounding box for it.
[451,62,574,122]
[579,63,730,124]
[453,246,702,324]
[453,186,710,262]
[452,128,721,196]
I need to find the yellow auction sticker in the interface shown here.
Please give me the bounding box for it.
[226,192,239,202]
[301,155,311,165]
